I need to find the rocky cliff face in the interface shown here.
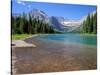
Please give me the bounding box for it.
[12,8,96,32]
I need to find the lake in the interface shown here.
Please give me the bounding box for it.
[34,33,97,46]
[12,33,97,74]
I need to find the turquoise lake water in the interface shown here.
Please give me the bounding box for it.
[34,34,97,46]
[13,34,97,73]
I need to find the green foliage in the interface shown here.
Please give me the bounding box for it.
[12,13,57,34]
[82,12,97,34]
[12,34,32,40]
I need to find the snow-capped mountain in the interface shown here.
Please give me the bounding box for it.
[29,9,65,31]
[12,8,96,32]
[29,9,50,23]
[50,16,64,31]
[61,19,82,32]
[61,11,96,32]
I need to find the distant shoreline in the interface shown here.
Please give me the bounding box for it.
[12,33,97,41]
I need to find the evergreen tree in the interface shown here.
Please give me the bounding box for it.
[93,12,97,34]
[11,13,57,34]
[82,12,97,34]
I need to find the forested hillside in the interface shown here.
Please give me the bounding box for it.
[82,12,97,34]
[11,13,57,34]
[12,9,97,34]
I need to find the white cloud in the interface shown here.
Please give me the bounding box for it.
[16,0,32,8]
[17,1,25,5]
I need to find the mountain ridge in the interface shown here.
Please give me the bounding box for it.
[12,9,96,32]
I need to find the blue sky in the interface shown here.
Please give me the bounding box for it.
[12,0,97,20]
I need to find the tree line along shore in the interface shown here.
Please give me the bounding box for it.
[11,12,97,40]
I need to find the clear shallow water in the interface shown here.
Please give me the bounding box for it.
[34,34,97,46]
[12,34,97,74]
